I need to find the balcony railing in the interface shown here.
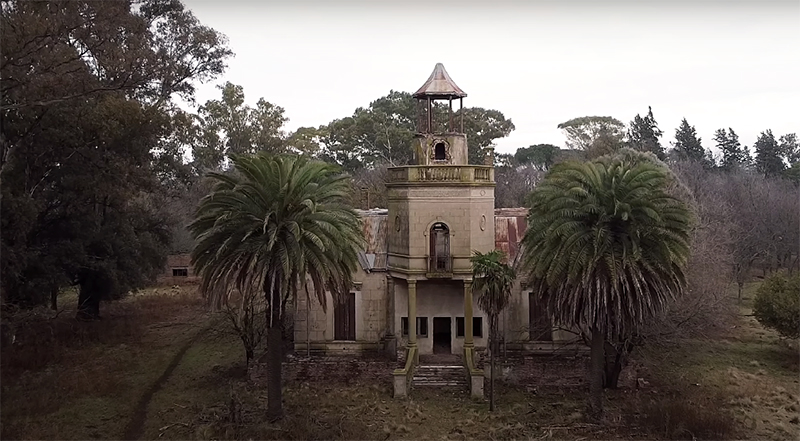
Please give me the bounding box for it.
[427,255,453,276]
[387,166,494,184]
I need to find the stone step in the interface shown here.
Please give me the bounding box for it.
[413,382,466,388]
[414,371,464,376]
[412,364,468,388]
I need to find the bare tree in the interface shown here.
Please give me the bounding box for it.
[222,286,268,369]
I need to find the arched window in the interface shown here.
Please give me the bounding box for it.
[434,142,446,161]
[429,222,450,271]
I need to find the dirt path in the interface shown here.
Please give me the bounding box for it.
[122,323,209,440]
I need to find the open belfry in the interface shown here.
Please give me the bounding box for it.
[291,64,574,399]
[386,63,495,396]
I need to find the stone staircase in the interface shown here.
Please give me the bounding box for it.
[412,364,468,389]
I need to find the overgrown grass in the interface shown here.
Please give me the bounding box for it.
[2,279,798,440]
[0,286,210,440]
[631,281,800,440]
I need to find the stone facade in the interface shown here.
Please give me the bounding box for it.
[156,253,199,285]
[291,207,582,355]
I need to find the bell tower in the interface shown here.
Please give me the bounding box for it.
[385,63,495,375]
[411,63,469,165]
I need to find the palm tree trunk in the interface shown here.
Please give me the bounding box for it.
[490,336,496,411]
[266,324,283,421]
[489,314,496,411]
[266,278,283,422]
[588,326,604,421]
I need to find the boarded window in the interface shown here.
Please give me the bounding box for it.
[401,317,429,337]
[172,268,188,277]
[455,317,482,337]
[529,292,553,341]
[334,292,356,341]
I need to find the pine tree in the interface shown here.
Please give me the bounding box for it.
[754,129,785,178]
[671,118,706,164]
[715,128,751,170]
[779,133,799,165]
[627,106,665,159]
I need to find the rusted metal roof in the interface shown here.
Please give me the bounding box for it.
[494,208,529,265]
[356,209,389,270]
[412,63,467,99]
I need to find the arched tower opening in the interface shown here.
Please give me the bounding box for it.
[429,222,451,272]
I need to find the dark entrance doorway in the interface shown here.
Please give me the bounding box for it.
[334,292,356,341]
[433,317,452,354]
[529,292,553,341]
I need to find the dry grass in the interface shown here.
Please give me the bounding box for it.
[630,281,800,441]
[0,286,210,440]
[2,280,798,440]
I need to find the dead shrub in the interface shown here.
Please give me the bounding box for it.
[633,397,736,440]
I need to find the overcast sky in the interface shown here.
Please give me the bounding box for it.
[183,0,799,156]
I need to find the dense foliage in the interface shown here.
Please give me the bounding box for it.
[519,149,694,419]
[753,273,800,339]
[189,153,364,420]
[0,0,231,315]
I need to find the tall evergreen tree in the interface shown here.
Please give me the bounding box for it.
[779,133,799,165]
[754,129,785,178]
[715,128,751,171]
[671,118,706,164]
[627,106,665,159]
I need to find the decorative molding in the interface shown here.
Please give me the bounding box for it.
[429,138,451,162]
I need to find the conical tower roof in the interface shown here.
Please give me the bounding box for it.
[412,63,467,99]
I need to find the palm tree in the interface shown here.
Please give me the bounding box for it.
[519,149,693,421]
[189,153,364,421]
[471,249,515,412]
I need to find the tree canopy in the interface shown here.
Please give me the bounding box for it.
[189,153,364,420]
[627,106,665,159]
[670,118,708,165]
[557,116,627,158]
[1,0,232,312]
[315,91,514,172]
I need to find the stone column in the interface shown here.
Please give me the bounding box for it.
[464,280,474,348]
[385,276,397,358]
[407,279,417,356]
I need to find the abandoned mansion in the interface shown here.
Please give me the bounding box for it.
[162,64,580,398]
[292,64,578,397]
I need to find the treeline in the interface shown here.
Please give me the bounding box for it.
[496,111,798,208]
[2,0,795,316]
[161,82,516,250]
[498,110,799,288]
[0,0,516,313]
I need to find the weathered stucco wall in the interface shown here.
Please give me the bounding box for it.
[293,268,388,348]
[156,253,199,285]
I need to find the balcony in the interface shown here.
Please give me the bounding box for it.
[387,165,494,185]
[427,255,453,278]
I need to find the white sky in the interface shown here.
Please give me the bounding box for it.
[183,0,799,156]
